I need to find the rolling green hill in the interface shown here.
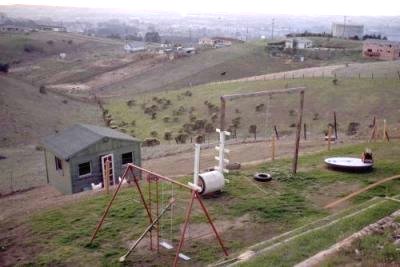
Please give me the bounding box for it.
[105,78,400,142]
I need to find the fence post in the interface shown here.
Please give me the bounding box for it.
[271,135,276,161]
[327,125,332,151]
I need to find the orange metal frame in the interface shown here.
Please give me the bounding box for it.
[90,163,228,266]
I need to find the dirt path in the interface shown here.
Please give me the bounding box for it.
[215,64,345,84]
[0,138,339,224]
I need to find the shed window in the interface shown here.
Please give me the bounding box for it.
[122,152,133,165]
[55,157,62,170]
[78,162,91,176]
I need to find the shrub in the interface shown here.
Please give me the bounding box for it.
[163,117,170,123]
[150,131,158,137]
[332,78,338,85]
[0,63,9,73]
[183,90,192,97]
[312,112,320,121]
[142,138,160,147]
[249,125,257,140]
[67,40,73,44]
[24,43,36,53]
[175,134,189,144]
[126,99,136,107]
[347,122,360,135]
[255,103,265,112]
[62,99,68,104]
[39,85,47,94]
[46,40,54,45]
[164,132,172,143]
[195,135,205,144]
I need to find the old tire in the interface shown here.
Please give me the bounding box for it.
[253,173,272,182]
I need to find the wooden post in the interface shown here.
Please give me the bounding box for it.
[292,90,304,174]
[104,159,110,194]
[369,116,377,142]
[383,119,386,141]
[220,97,226,131]
[333,111,338,140]
[327,125,332,151]
[303,123,307,140]
[271,135,276,161]
[274,125,279,140]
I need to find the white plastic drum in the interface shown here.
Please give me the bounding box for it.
[325,157,373,171]
[198,170,225,195]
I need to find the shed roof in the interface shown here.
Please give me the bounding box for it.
[42,124,140,160]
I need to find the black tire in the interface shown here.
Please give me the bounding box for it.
[253,173,272,182]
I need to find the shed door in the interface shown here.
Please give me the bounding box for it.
[101,154,115,186]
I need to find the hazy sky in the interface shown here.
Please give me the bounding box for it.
[1,0,400,16]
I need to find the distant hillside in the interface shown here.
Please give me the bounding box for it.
[106,78,400,142]
[0,31,123,63]
[0,75,101,147]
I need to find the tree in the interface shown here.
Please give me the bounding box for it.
[145,31,161,43]
[164,132,172,144]
[205,122,214,143]
[231,117,241,138]
[249,125,257,140]
[0,63,9,73]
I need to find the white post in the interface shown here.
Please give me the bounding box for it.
[215,129,230,174]
[193,144,200,186]
[218,131,225,173]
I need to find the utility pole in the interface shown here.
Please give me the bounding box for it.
[343,16,347,38]
[246,26,248,41]
[271,18,275,40]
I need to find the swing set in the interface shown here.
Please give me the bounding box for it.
[89,163,229,266]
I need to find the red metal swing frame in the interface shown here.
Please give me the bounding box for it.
[90,163,228,266]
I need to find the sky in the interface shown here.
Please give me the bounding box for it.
[1,0,400,16]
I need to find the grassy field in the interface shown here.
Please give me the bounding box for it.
[309,37,363,50]
[105,78,400,142]
[2,141,400,266]
[334,60,400,79]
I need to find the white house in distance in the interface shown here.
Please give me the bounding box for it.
[124,41,146,53]
[285,38,313,49]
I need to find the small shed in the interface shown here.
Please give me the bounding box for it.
[42,124,141,194]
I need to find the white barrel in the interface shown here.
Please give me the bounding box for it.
[198,170,225,195]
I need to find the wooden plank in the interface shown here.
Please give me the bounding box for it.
[325,174,400,209]
[221,87,305,101]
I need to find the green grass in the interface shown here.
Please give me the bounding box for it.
[106,78,400,142]
[5,141,399,266]
[321,230,400,266]
[241,199,400,267]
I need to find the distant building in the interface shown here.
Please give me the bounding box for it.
[0,25,33,33]
[42,124,141,194]
[198,36,243,48]
[332,23,364,39]
[285,38,313,49]
[363,39,400,60]
[124,41,146,53]
[37,25,67,32]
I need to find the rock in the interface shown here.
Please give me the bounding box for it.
[227,162,241,170]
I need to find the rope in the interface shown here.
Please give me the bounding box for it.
[170,182,174,243]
